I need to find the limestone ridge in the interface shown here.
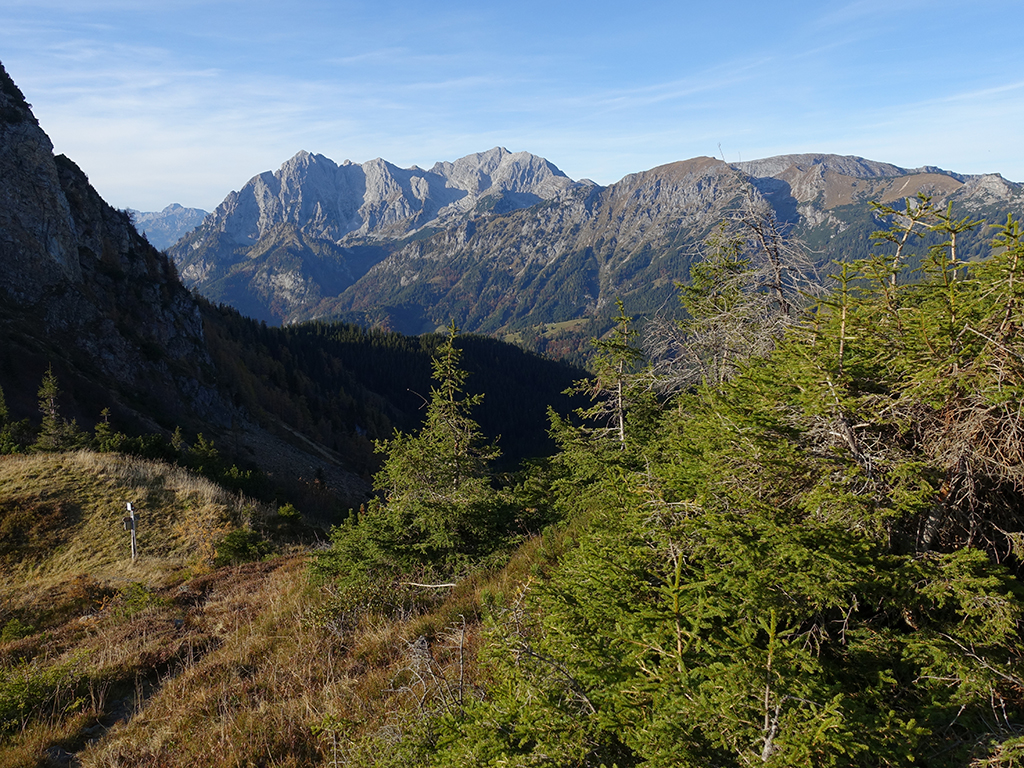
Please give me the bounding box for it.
[734,154,920,180]
[325,157,750,334]
[168,147,579,324]
[733,153,1021,213]
[190,146,573,246]
[168,143,1024,337]
[173,146,1024,337]
[377,152,1022,341]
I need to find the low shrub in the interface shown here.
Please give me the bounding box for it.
[213,529,272,567]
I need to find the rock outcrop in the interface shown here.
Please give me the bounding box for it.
[0,60,218,426]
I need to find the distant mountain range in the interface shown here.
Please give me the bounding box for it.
[130,203,208,250]
[166,147,1024,353]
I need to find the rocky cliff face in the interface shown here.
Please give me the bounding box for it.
[0,61,220,426]
[0,70,80,304]
[0,61,372,501]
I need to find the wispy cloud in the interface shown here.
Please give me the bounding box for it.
[3,0,1021,209]
[811,0,932,28]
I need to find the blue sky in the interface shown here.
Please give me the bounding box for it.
[3,0,1022,211]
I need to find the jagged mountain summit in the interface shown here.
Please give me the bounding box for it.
[169,147,579,323]
[168,146,1024,347]
[130,203,209,250]
[181,146,574,245]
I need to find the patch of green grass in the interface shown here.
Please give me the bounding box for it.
[0,621,31,645]
[104,582,170,621]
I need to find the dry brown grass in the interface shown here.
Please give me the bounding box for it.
[73,554,490,767]
[0,451,555,767]
[0,451,272,589]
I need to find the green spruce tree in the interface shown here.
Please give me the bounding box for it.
[571,300,649,446]
[314,324,507,584]
[0,384,14,454]
[32,366,85,452]
[92,408,127,453]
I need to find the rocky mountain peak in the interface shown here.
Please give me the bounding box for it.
[957,173,1023,210]
[175,147,577,267]
[429,146,572,198]
[131,203,209,250]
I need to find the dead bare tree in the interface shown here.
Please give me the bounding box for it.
[645,189,826,393]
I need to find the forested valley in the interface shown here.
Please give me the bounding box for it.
[3,195,1024,767]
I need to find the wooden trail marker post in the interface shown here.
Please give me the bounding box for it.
[122,502,139,560]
